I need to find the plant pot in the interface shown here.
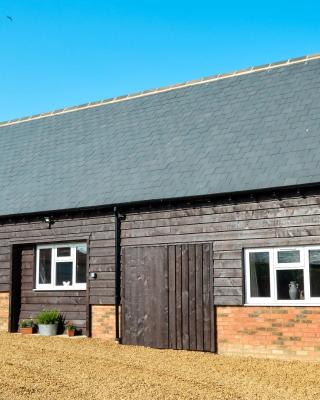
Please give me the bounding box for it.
[67,329,76,337]
[20,327,33,335]
[38,324,58,336]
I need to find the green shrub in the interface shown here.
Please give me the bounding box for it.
[37,310,60,325]
[19,319,34,328]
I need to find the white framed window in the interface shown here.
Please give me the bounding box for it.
[36,243,87,291]
[245,246,320,305]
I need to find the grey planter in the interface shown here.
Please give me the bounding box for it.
[38,324,58,336]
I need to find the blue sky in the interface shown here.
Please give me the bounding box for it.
[0,0,319,121]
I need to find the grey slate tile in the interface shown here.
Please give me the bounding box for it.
[0,59,320,216]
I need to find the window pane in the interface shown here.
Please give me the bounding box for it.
[249,252,270,297]
[76,244,87,284]
[309,250,320,297]
[276,269,304,300]
[277,250,300,263]
[39,249,51,284]
[56,262,73,286]
[57,247,71,257]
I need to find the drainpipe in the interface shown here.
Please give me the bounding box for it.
[114,206,122,343]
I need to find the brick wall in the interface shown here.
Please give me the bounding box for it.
[0,292,9,331]
[91,305,121,340]
[217,306,320,360]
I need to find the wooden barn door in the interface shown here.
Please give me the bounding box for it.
[122,243,215,352]
[122,246,169,348]
[168,243,215,352]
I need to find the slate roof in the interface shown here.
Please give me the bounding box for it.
[1,54,320,217]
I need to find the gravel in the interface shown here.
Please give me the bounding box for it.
[0,332,320,399]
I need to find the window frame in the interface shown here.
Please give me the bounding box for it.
[245,248,274,305]
[245,245,320,306]
[35,243,87,291]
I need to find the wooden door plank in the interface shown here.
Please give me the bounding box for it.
[152,247,161,348]
[163,247,169,349]
[143,248,153,348]
[209,244,216,353]
[136,248,145,346]
[175,245,182,350]
[188,244,197,351]
[127,266,138,345]
[120,248,126,344]
[156,246,169,348]
[122,247,138,345]
[181,244,189,350]
[202,243,211,352]
[168,245,176,349]
[195,244,204,351]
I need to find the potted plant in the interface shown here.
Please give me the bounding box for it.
[36,309,60,336]
[19,319,34,334]
[65,321,76,337]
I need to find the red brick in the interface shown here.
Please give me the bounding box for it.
[217,306,320,361]
[91,305,121,340]
[0,293,9,331]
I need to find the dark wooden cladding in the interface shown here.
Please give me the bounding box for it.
[122,244,214,352]
[2,191,320,324]
[121,194,320,305]
[18,245,86,332]
[0,214,115,302]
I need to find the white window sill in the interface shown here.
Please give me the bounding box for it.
[33,288,86,292]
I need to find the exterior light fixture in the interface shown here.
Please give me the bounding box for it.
[44,216,55,229]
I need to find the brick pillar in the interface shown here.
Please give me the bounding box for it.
[91,305,121,340]
[0,293,9,331]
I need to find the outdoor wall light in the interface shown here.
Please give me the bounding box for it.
[90,272,97,279]
[43,216,55,229]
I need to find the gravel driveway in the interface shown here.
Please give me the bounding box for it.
[0,332,320,400]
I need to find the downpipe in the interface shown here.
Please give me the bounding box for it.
[114,206,125,343]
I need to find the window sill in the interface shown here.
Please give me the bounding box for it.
[33,288,86,292]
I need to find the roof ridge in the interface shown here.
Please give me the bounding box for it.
[1,52,320,128]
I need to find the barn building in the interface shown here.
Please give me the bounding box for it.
[1,53,320,360]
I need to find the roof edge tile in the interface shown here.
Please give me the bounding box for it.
[0,52,319,128]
